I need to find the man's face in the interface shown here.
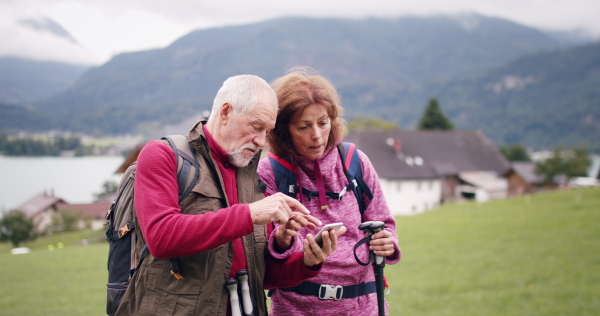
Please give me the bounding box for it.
[221,94,277,167]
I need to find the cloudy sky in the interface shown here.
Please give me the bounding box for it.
[1,0,599,65]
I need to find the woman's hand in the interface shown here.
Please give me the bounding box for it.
[302,226,347,267]
[369,230,395,257]
[274,214,321,251]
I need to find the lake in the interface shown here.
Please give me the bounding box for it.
[0,156,125,211]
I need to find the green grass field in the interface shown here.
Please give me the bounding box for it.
[0,187,598,315]
[387,186,600,315]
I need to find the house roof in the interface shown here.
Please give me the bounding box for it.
[345,130,511,180]
[511,161,544,184]
[16,193,65,218]
[56,202,112,219]
[459,171,508,191]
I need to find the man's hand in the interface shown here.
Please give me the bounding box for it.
[274,213,322,251]
[248,193,310,225]
[302,226,347,267]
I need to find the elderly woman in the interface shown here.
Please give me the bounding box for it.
[257,67,401,316]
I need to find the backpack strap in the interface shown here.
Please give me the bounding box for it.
[161,135,199,204]
[337,142,373,216]
[268,152,299,198]
[106,165,137,242]
[159,135,201,279]
[268,143,373,216]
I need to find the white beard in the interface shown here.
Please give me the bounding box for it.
[228,143,258,167]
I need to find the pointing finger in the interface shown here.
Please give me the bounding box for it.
[281,194,310,215]
[295,214,322,228]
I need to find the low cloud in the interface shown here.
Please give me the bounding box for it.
[1,0,599,65]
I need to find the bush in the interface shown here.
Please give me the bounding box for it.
[52,209,81,232]
[0,210,36,247]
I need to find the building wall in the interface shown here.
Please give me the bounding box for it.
[506,172,531,196]
[441,176,460,202]
[33,209,56,234]
[76,219,106,231]
[379,178,442,216]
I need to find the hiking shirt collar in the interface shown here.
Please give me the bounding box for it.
[202,124,232,168]
[294,145,336,210]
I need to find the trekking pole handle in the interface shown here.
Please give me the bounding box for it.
[358,221,385,234]
[358,221,386,265]
[236,270,253,315]
[225,279,242,316]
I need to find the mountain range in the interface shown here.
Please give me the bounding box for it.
[0,14,598,151]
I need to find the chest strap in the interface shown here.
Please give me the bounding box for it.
[279,281,376,300]
[300,186,347,201]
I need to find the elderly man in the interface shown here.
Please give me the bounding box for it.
[116,75,342,316]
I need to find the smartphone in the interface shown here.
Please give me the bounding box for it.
[313,222,344,247]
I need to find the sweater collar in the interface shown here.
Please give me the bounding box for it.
[202,124,231,167]
[294,144,336,170]
[187,119,262,170]
[293,145,338,210]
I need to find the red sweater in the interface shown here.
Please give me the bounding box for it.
[134,130,320,289]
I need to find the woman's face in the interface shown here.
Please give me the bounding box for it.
[289,103,331,160]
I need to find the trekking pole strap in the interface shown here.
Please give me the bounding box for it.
[354,235,374,266]
[279,281,376,300]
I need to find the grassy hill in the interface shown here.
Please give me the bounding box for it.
[387,187,599,315]
[0,187,598,315]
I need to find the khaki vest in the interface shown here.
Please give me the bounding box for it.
[117,120,268,316]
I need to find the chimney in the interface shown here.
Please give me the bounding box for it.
[394,139,402,152]
[386,137,403,159]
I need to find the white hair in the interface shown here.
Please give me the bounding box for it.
[209,74,277,121]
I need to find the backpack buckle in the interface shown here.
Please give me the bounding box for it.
[338,186,347,200]
[288,185,296,194]
[118,222,135,238]
[319,284,343,300]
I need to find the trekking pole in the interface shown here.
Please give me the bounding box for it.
[236,270,254,315]
[357,221,386,316]
[225,278,242,316]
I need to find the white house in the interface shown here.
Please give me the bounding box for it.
[346,130,512,215]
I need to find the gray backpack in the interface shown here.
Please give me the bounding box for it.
[105,135,199,316]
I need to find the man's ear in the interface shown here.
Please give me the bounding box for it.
[220,103,231,123]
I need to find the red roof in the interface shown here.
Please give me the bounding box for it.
[16,193,65,217]
[55,202,112,219]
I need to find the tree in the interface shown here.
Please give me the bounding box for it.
[500,144,531,162]
[535,145,591,183]
[417,98,454,130]
[94,180,119,200]
[563,145,592,178]
[53,209,80,232]
[347,116,398,132]
[0,210,36,247]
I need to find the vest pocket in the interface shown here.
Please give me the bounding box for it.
[137,265,205,315]
[146,265,203,294]
[190,185,225,215]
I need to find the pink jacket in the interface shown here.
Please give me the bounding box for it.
[257,144,401,316]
